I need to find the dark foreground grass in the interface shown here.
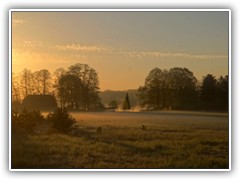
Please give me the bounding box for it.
[12,112,229,169]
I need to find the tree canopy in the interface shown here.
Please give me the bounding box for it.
[138,67,197,110]
[56,63,101,110]
[138,67,227,111]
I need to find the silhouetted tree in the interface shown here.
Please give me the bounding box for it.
[122,93,131,110]
[138,67,198,110]
[32,71,41,94]
[12,73,21,103]
[52,68,67,103]
[20,69,34,98]
[168,67,197,109]
[32,69,52,95]
[138,67,168,109]
[53,68,66,87]
[216,75,228,111]
[200,74,217,110]
[57,74,83,109]
[38,69,51,94]
[47,107,76,133]
[68,63,100,110]
[17,69,52,100]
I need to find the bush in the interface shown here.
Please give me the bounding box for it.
[12,109,44,136]
[12,108,76,135]
[47,108,76,133]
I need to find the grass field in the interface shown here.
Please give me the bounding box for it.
[11,111,229,169]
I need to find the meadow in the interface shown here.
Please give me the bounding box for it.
[11,111,229,169]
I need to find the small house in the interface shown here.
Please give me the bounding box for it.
[22,95,57,111]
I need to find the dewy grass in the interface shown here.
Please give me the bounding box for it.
[11,112,229,169]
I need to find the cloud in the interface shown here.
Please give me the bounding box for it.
[12,19,26,27]
[13,40,46,51]
[21,40,44,48]
[13,39,227,61]
[56,43,108,53]
[125,51,228,59]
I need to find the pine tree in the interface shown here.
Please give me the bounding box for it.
[123,93,131,110]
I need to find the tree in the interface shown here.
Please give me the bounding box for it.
[38,69,51,95]
[21,69,52,96]
[122,93,131,110]
[32,71,41,94]
[53,68,66,86]
[12,73,21,102]
[52,68,66,102]
[168,67,197,109]
[57,74,82,109]
[200,74,217,110]
[20,69,34,98]
[68,63,100,110]
[47,107,76,133]
[216,75,228,111]
[138,67,198,110]
[138,67,168,109]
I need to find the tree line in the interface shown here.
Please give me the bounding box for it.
[12,65,228,112]
[12,63,103,111]
[138,67,228,111]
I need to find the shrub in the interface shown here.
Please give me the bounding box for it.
[47,108,76,133]
[12,109,44,136]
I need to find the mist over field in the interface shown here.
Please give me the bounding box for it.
[71,111,228,124]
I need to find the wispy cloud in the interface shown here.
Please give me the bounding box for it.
[56,43,108,53]
[13,39,227,61]
[12,19,26,27]
[21,40,44,48]
[13,40,46,51]
[125,51,228,59]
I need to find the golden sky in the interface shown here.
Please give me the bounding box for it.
[12,11,229,90]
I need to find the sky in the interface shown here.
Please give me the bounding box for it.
[12,11,229,91]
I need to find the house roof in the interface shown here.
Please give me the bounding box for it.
[22,95,57,110]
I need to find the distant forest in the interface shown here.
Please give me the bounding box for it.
[12,63,228,111]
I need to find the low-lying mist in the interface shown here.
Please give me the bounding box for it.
[115,106,143,112]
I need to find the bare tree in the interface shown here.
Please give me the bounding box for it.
[38,69,51,95]
[32,71,41,94]
[12,73,21,102]
[20,69,34,98]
